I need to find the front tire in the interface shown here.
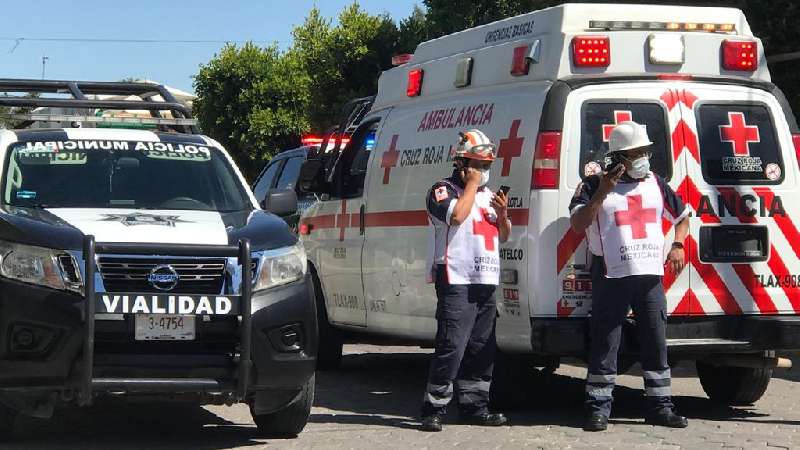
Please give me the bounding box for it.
[696,361,772,406]
[250,374,315,438]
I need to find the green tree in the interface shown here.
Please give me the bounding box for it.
[193,43,311,179]
[397,5,429,54]
[292,3,399,131]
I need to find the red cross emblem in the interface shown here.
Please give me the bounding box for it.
[602,110,633,142]
[614,195,658,240]
[336,199,349,241]
[497,120,524,177]
[380,134,400,184]
[719,112,760,156]
[473,208,499,251]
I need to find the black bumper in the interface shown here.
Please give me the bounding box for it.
[0,274,317,394]
[530,315,800,357]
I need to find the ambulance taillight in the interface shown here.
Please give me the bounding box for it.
[532,131,562,189]
[407,69,424,97]
[572,36,610,68]
[721,40,758,71]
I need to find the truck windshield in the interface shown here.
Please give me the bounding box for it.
[2,140,252,211]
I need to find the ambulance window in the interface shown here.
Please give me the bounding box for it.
[579,102,672,180]
[695,103,784,185]
[338,124,378,199]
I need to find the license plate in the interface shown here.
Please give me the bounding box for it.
[134,314,195,341]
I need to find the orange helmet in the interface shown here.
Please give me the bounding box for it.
[452,129,496,161]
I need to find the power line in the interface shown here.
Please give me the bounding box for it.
[3,37,281,53]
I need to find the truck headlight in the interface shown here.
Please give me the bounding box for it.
[0,241,81,293]
[254,243,307,291]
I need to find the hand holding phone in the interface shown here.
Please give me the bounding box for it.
[498,185,511,196]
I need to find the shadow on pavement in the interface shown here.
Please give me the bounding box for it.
[6,400,269,450]
[314,350,800,430]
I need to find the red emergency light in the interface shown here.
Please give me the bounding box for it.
[392,54,413,66]
[572,36,610,68]
[532,131,562,189]
[511,44,531,76]
[722,40,758,71]
[407,68,424,97]
[301,135,350,146]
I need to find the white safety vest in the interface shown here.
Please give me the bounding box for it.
[590,174,668,278]
[426,182,500,285]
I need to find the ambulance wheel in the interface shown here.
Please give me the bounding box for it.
[250,374,314,438]
[0,402,16,437]
[311,270,342,370]
[696,361,772,406]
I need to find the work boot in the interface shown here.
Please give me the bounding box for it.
[461,412,508,426]
[584,413,608,432]
[645,410,689,428]
[420,415,443,432]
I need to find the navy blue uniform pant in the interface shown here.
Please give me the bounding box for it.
[422,265,497,418]
[586,257,674,417]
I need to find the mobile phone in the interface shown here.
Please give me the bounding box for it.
[498,185,511,195]
[603,155,624,175]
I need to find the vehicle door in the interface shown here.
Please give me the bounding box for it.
[311,117,385,327]
[558,83,688,317]
[674,83,800,316]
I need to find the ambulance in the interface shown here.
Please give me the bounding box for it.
[297,3,800,405]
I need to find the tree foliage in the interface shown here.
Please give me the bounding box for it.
[292,4,399,130]
[193,43,310,179]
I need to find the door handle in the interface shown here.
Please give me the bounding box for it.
[360,204,366,235]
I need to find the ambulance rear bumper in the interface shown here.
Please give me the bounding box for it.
[530,315,800,357]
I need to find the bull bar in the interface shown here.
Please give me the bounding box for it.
[80,236,253,405]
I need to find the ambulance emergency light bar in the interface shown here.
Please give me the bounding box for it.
[572,33,756,71]
[2,113,198,127]
[588,21,736,33]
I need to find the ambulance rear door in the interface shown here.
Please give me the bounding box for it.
[674,83,800,316]
[556,82,689,317]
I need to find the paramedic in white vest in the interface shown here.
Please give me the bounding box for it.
[420,129,511,432]
[569,121,690,432]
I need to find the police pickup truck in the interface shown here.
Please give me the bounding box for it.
[0,79,317,438]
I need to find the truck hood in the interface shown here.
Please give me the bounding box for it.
[0,207,296,251]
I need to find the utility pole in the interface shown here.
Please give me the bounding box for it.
[41,55,49,80]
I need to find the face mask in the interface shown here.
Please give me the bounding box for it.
[627,156,650,179]
[479,168,490,186]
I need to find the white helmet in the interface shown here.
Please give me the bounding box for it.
[607,121,653,154]
[452,129,497,161]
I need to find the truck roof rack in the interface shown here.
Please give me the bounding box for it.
[0,78,198,134]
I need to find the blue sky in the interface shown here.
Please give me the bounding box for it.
[2,1,420,93]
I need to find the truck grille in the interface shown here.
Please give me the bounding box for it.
[98,257,227,294]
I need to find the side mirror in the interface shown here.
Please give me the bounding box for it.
[262,189,298,218]
[297,159,325,194]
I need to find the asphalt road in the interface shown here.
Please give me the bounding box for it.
[6,344,800,449]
